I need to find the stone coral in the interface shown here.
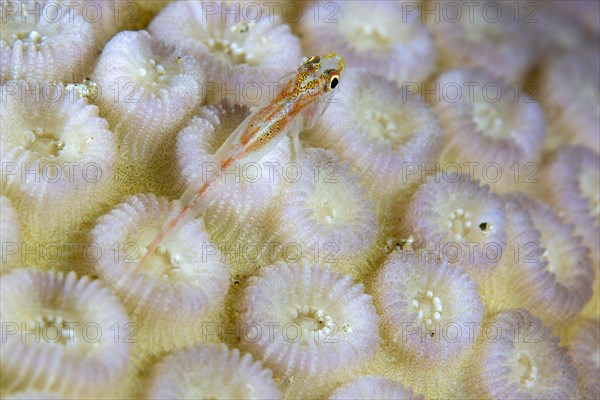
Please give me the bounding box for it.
[0,268,130,398]
[466,309,576,399]
[300,1,436,85]
[239,261,380,389]
[145,344,280,399]
[1,1,598,398]
[0,0,96,82]
[374,250,484,365]
[148,0,302,106]
[89,193,229,353]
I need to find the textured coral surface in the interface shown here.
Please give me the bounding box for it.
[1,1,599,399]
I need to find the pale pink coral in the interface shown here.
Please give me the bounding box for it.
[262,148,378,274]
[305,69,444,235]
[509,193,593,325]
[435,68,545,193]
[240,261,380,386]
[300,1,436,85]
[405,175,506,269]
[425,0,535,83]
[329,375,423,400]
[0,268,130,398]
[467,309,576,399]
[0,80,116,206]
[93,30,205,168]
[374,250,484,365]
[90,193,230,352]
[0,0,96,82]
[148,0,302,106]
[145,344,280,399]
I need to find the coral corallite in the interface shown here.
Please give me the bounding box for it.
[148,0,302,106]
[329,375,423,400]
[508,193,594,325]
[0,80,116,205]
[435,68,546,193]
[0,268,131,398]
[305,68,444,236]
[144,343,280,399]
[93,30,206,177]
[239,261,380,390]
[262,147,378,275]
[467,309,577,399]
[90,193,230,353]
[405,175,506,270]
[374,250,484,365]
[300,1,436,85]
[0,1,96,83]
[425,0,535,83]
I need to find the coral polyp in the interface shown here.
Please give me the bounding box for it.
[374,250,484,365]
[508,193,594,325]
[425,0,535,82]
[435,68,545,193]
[239,261,380,389]
[300,1,436,85]
[93,30,205,181]
[0,81,116,204]
[148,0,302,105]
[262,148,378,274]
[144,344,280,399]
[0,1,96,83]
[467,309,576,399]
[329,375,422,400]
[89,193,229,353]
[405,175,506,269]
[305,69,444,235]
[0,268,130,398]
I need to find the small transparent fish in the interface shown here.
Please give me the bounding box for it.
[134,53,345,273]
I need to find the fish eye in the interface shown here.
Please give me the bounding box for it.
[330,76,339,89]
[323,70,340,92]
